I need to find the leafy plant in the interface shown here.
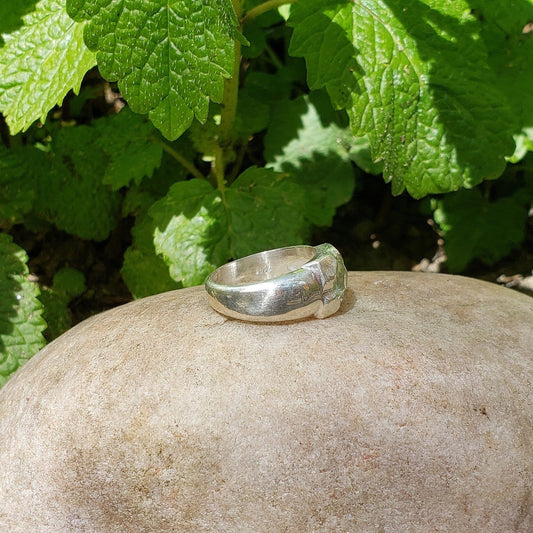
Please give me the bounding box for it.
[1,0,532,384]
[432,159,533,272]
[39,267,86,340]
[0,233,46,387]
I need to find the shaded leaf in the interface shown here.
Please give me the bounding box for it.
[469,0,533,163]
[433,188,529,272]
[121,215,182,299]
[289,0,517,197]
[0,233,46,387]
[0,147,37,226]
[264,94,355,226]
[92,108,163,190]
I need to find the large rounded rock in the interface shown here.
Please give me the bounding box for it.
[0,272,532,532]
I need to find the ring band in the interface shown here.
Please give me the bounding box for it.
[205,243,348,322]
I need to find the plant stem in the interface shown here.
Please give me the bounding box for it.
[228,141,247,182]
[265,44,283,70]
[212,145,227,200]
[241,0,297,25]
[151,137,204,180]
[212,0,244,185]
[218,38,242,150]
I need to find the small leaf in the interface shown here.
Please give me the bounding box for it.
[92,108,163,190]
[0,233,46,387]
[121,215,181,299]
[433,188,529,272]
[0,0,96,133]
[33,127,121,241]
[149,168,308,286]
[68,0,240,139]
[52,267,86,299]
[149,179,230,286]
[264,94,355,226]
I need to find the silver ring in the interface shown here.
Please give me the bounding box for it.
[205,243,348,322]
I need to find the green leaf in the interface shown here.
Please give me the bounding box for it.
[288,0,517,198]
[67,0,240,140]
[243,62,303,104]
[0,233,46,387]
[264,94,355,226]
[242,22,267,58]
[235,89,270,139]
[226,166,308,258]
[469,0,533,163]
[39,291,71,342]
[92,108,163,190]
[32,127,121,241]
[0,0,96,134]
[150,179,230,286]
[39,267,85,341]
[0,147,37,226]
[149,168,308,286]
[52,267,86,299]
[121,215,181,299]
[0,0,37,45]
[433,188,529,272]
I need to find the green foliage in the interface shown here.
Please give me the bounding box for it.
[433,177,532,272]
[1,127,121,241]
[0,233,46,387]
[0,109,163,240]
[0,0,96,133]
[289,0,520,197]
[121,214,182,299]
[0,147,36,226]
[67,0,242,139]
[40,267,86,341]
[150,167,307,286]
[34,126,121,240]
[0,0,532,385]
[264,93,356,226]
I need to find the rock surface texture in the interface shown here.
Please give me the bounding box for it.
[0,272,532,532]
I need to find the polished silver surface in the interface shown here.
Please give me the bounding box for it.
[205,244,347,322]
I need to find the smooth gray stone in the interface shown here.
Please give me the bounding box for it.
[0,272,532,532]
